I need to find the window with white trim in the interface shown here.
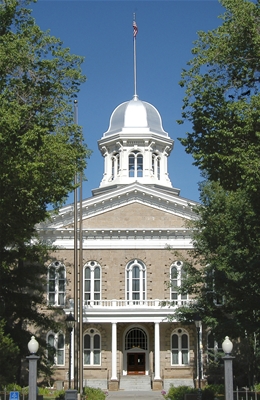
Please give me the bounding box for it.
[47,261,65,306]
[111,153,120,180]
[170,261,187,303]
[84,328,101,366]
[47,332,65,366]
[152,153,161,180]
[129,151,143,178]
[126,259,146,303]
[84,261,101,304]
[171,328,189,365]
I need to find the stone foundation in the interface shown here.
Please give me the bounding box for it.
[108,380,119,391]
[152,379,163,391]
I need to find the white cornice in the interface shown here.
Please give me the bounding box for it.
[38,229,194,249]
[38,182,198,231]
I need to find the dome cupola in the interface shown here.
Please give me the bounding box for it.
[96,18,174,192]
[104,95,168,137]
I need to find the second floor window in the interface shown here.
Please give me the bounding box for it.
[84,261,101,304]
[170,261,187,303]
[126,259,146,302]
[48,261,65,306]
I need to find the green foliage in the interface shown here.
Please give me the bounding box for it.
[165,385,196,400]
[55,390,65,400]
[165,385,215,400]
[0,321,19,387]
[179,0,260,193]
[83,386,106,400]
[0,0,90,386]
[5,384,26,392]
[177,0,260,388]
[205,384,225,395]
[0,0,90,252]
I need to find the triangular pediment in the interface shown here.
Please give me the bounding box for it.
[80,202,186,230]
[38,182,198,231]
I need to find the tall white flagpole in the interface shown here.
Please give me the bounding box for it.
[133,14,138,98]
[73,99,79,390]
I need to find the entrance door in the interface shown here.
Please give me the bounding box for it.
[127,353,145,375]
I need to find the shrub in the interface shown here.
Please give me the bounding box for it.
[165,385,216,400]
[83,386,106,400]
[165,385,196,400]
[5,384,24,392]
[201,387,215,400]
[255,383,260,392]
[55,390,65,400]
[205,384,225,395]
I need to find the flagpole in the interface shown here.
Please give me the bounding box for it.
[73,99,79,390]
[133,14,138,98]
[79,133,83,396]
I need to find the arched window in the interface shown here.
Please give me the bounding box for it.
[152,153,161,180]
[84,328,101,366]
[129,151,143,178]
[84,261,101,305]
[111,153,120,180]
[171,328,189,365]
[47,332,65,366]
[170,261,187,303]
[125,327,147,350]
[126,260,146,303]
[47,261,66,306]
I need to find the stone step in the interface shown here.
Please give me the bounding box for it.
[83,379,108,390]
[163,379,194,393]
[120,376,151,391]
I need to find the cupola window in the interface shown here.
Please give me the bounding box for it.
[111,152,120,180]
[152,153,161,180]
[129,151,143,178]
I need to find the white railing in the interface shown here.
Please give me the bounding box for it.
[83,299,193,309]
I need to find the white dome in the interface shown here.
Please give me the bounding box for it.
[104,96,168,137]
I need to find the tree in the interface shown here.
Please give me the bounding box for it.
[0,0,89,251]
[179,0,260,193]
[0,0,90,385]
[0,320,19,387]
[176,0,260,386]
[174,181,260,386]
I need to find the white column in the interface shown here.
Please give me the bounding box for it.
[111,322,118,380]
[154,322,161,380]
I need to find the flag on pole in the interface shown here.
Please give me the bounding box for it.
[133,20,138,37]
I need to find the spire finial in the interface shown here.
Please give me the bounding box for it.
[133,14,138,99]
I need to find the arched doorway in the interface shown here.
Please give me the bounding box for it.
[125,327,148,375]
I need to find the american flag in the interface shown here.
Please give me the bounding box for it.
[133,20,138,37]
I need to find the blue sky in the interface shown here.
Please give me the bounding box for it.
[30,0,225,204]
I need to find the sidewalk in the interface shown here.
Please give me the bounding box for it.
[107,391,165,399]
